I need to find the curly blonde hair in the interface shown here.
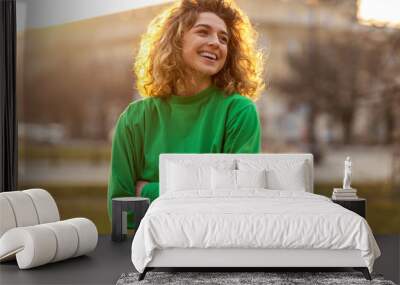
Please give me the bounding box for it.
[134,0,265,100]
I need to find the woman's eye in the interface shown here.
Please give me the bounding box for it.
[220,37,228,44]
[197,30,207,35]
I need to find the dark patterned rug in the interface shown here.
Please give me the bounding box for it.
[116,271,396,285]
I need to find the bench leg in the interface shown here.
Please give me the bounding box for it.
[354,267,371,280]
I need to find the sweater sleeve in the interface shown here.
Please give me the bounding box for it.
[107,108,141,229]
[223,103,261,153]
[141,182,159,202]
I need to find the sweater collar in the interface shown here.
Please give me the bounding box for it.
[169,84,217,105]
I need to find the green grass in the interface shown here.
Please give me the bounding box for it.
[314,182,400,234]
[18,182,400,235]
[19,144,110,162]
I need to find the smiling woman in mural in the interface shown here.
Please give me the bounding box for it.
[107,0,265,228]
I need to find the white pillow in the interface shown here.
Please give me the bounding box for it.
[211,168,268,190]
[166,160,235,192]
[211,168,236,190]
[167,162,210,191]
[237,169,267,189]
[238,159,308,191]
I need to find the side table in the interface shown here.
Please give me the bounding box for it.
[112,197,150,242]
[332,198,366,218]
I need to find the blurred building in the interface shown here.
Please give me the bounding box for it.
[237,0,360,149]
[18,123,65,144]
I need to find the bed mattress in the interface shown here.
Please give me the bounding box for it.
[131,189,380,273]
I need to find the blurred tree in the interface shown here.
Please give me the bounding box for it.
[356,25,400,191]
[275,28,398,146]
[375,28,400,191]
[370,27,400,144]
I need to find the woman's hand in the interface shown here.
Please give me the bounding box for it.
[135,180,149,197]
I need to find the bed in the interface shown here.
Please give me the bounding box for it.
[131,154,381,281]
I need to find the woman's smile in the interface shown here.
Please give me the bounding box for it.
[199,53,218,64]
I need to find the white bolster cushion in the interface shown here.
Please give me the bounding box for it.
[42,221,79,262]
[23,189,60,223]
[63,218,98,257]
[0,196,17,237]
[0,191,39,227]
[0,226,57,268]
[0,189,60,238]
[0,218,98,269]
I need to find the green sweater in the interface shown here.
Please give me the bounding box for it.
[107,85,261,228]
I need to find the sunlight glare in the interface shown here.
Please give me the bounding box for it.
[358,0,400,26]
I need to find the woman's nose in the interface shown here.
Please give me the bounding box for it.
[207,35,219,46]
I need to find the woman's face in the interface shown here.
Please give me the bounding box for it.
[181,12,229,79]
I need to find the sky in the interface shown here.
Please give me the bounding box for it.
[16,0,400,32]
[16,0,174,31]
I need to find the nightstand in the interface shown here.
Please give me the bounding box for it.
[112,197,150,242]
[332,198,366,218]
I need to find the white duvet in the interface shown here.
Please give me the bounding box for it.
[131,190,380,273]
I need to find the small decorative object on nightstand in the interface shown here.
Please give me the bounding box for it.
[332,156,366,217]
[343,156,352,190]
[332,198,366,218]
[112,197,149,242]
[332,156,358,200]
